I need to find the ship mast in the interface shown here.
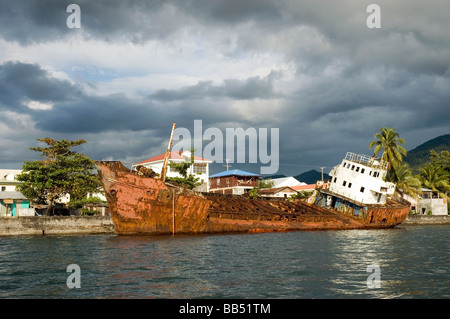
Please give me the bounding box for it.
[160,122,176,182]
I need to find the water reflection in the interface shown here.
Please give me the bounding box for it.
[0,226,448,298]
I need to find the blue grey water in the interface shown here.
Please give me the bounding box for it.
[0,225,448,299]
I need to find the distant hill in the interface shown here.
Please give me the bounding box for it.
[404,134,450,172]
[294,170,330,185]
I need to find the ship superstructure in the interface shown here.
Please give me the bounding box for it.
[327,152,395,205]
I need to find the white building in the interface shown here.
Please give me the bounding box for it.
[258,186,299,198]
[327,152,395,205]
[0,169,71,205]
[0,169,22,192]
[406,188,448,215]
[132,150,212,192]
[271,177,306,188]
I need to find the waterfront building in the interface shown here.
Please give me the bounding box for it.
[258,186,299,198]
[0,169,22,192]
[408,188,448,215]
[132,150,212,192]
[209,169,261,195]
[0,191,34,216]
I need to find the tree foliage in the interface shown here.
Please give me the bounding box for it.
[369,127,407,170]
[166,150,203,190]
[386,162,422,200]
[16,138,102,215]
[418,163,450,193]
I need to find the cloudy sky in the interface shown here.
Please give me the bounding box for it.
[1,0,449,176]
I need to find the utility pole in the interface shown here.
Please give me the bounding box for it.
[320,167,325,181]
[223,159,232,171]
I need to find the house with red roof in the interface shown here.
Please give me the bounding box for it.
[291,183,327,192]
[132,150,212,192]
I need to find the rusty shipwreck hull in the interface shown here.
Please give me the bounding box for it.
[97,161,410,236]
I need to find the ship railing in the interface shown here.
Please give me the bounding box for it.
[345,152,388,170]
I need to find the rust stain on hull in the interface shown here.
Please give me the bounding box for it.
[97,161,410,236]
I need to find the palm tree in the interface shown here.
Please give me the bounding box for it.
[386,163,422,200]
[418,163,450,193]
[369,127,407,169]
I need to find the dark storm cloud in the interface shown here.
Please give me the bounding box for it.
[150,72,281,101]
[0,61,82,110]
[1,1,449,174]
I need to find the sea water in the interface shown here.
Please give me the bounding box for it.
[0,225,448,299]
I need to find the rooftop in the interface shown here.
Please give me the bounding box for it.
[137,151,212,165]
[0,191,28,200]
[210,169,261,178]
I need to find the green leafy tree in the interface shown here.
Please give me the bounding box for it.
[430,150,450,176]
[249,178,274,198]
[386,163,422,200]
[418,163,450,193]
[369,127,407,170]
[257,178,275,189]
[166,150,203,190]
[16,138,102,215]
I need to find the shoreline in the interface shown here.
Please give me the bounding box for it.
[0,214,448,236]
[403,214,450,225]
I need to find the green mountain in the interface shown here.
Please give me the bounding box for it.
[404,134,450,172]
[294,170,330,185]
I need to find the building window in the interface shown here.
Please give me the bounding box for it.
[360,187,365,193]
[355,167,360,172]
[217,178,220,185]
[1,186,5,191]
[193,163,207,174]
[361,168,365,174]
[351,165,355,170]
[333,177,337,183]
[343,181,347,186]
[348,183,352,188]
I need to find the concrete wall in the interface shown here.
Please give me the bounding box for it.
[0,216,114,236]
[404,215,450,225]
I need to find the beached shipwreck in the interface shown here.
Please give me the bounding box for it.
[96,152,410,235]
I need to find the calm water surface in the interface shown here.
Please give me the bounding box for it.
[0,225,448,299]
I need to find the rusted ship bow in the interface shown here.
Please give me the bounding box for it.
[96,157,410,236]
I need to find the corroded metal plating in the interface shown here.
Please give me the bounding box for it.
[97,161,410,236]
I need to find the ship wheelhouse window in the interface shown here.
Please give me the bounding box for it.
[333,177,337,183]
[343,181,347,186]
[360,187,365,193]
